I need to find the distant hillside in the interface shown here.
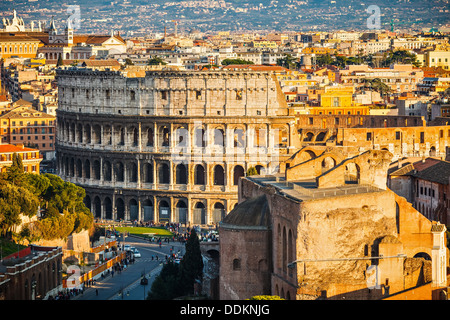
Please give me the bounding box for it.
[1,0,449,34]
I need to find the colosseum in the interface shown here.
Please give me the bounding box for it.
[55,68,298,225]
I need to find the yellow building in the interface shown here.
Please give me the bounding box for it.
[423,45,450,70]
[0,104,56,153]
[308,105,370,116]
[0,34,42,59]
[250,40,278,48]
[320,86,355,108]
[308,85,369,115]
[0,143,42,173]
[302,47,334,55]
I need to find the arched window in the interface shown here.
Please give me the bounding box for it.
[233,259,241,270]
[214,165,225,185]
[175,164,187,184]
[129,162,138,182]
[158,163,170,184]
[84,159,91,179]
[144,163,153,183]
[194,164,205,185]
[115,162,124,182]
[233,165,245,185]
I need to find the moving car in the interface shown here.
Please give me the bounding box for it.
[131,247,141,258]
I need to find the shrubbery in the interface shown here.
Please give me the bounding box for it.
[0,153,93,242]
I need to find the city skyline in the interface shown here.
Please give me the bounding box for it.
[1,0,449,36]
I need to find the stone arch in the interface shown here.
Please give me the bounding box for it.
[344,162,360,184]
[173,125,189,149]
[194,164,205,185]
[176,199,188,224]
[253,125,267,147]
[233,127,245,148]
[84,195,91,211]
[76,158,82,178]
[430,146,436,156]
[233,165,245,185]
[104,161,112,181]
[159,125,170,147]
[213,126,225,147]
[142,199,154,221]
[77,123,83,143]
[93,124,101,144]
[104,125,112,145]
[93,196,101,218]
[128,126,138,147]
[128,162,138,182]
[175,163,187,184]
[194,126,206,148]
[146,127,154,147]
[414,252,432,261]
[303,132,314,142]
[129,199,138,221]
[212,202,225,222]
[70,157,75,177]
[116,198,125,221]
[321,156,336,174]
[84,124,91,144]
[159,199,170,222]
[255,164,264,175]
[93,160,101,180]
[143,162,153,183]
[115,162,124,182]
[104,197,113,220]
[158,162,170,184]
[315,131,327,142]
[194,201,206,225]
[84,159,91,179]
[213,164,225,185]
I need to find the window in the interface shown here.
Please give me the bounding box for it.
[395,131,401,140]
[161,91,167,100]
[366,132,372,141]
[420,132,424,144]
[195,91,201,99]
[232,259,241,270]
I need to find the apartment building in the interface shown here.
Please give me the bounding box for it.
[336,64,424,94]
[0,105,56,157]
[0,143,42,173]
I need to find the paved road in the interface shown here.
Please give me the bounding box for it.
[73,236,186,300]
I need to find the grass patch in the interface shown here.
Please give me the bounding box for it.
[115,226,174,239]
[0,238,27,258]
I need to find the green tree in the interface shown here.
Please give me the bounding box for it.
[6,153,24,186]
[315,53,333,67]
[147,262,181,300]
[177,228,203,296]
[147,56,167,65]
[0,183,39,238]
[246,166,258,176]
[221,58,254,66]
[56,55,63,67]
[276,54,297,69]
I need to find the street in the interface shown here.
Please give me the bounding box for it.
[72,235,186,300]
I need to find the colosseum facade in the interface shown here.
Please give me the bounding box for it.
[55,68,298,225]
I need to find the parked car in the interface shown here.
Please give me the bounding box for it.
[124,245,131,251]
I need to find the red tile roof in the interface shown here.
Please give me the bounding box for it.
[0,144,38,154]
